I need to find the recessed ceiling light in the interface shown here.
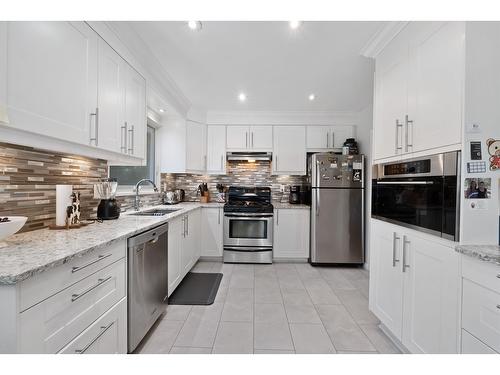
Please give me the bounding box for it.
[187,21,202,30]
[238,93,247,102]
[289,21,302,30]
[308,94,316,101]
[159,108,165,113]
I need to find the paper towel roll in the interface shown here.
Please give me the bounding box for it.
[56,185,73,226]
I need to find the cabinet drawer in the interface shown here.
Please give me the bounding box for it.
[19,257,126,353]
[462,256,500,293]
[461,330,497,354]
[462,278,500,353]
[59,297,127,354]
[20,240,126,311]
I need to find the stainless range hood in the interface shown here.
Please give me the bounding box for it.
[226,152,272,162]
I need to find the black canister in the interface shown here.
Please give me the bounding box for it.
[289,185,301,204]
[343,138,359,155]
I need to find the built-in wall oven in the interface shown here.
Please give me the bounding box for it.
[371,151,461,241]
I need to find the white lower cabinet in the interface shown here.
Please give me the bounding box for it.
[273,208,310,260]
[168,209,202,297]
[369,219,460,353]
[201,207,223,257]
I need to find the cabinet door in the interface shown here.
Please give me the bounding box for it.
[5,21,98,144]
[97,39,126,153]
[189,208,202,264]
[186,121,206,173]
[402,234,460,353]
[332,125,355,148]
[201,208,223,257]
[373,28,410,161]
[168,217,183,296]
[369,220,404,339]
[273,209,310,259]
[407,22,464,153]
[272,126,306,175]
[0,22,8,124]
[206,125,226,174]
[249,126,273,150]
[125,65,146,160]
[306,126,331,150]
[226,126,249,150]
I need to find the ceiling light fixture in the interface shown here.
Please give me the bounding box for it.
[238,92,247,102]
[289,21,302,30]
[187,21,202,30]
[308,94,316,101]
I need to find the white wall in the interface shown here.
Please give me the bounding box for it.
[460,22,500,245]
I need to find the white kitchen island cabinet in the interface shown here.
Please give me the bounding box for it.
[369,219,460,353]
[273,208,310,260]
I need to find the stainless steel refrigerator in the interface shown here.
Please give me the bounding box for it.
[309,153,364,264]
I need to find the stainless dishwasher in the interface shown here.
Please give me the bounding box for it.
[127,223,168,353]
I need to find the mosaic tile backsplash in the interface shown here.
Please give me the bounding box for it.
[161,160,308,203]
[0,142,162,232]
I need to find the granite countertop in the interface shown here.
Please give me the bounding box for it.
[455,244,500,266]
[272,202,311,209]
[0,202,223,285]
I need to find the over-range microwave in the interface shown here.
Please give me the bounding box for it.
[371,151,461,241]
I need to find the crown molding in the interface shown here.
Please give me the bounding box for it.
[360,21,409,59]
[89,21,191,117]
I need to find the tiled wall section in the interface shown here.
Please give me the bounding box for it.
[161,160,308,202]
[0,142,162,232]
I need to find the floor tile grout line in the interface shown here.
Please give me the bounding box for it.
[277,270,297,354]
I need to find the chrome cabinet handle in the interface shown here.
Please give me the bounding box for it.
[218,209,221,224]
[326,132,329,148]
[316,190,320,217]
[392,232,400,267]
[395,119,403,153]
[275,155,278,171]
[251,132,254,148]
[186,215,189,236]
[245,132,248,148]
[405,115,413,152]
[121,122,128,152]
[402,236,410,272]
[72,253,112,273]
[220,155,223,170]
[71,276,112,302]
[331,132,334,148]
[128,125,135,154]
[89,108,99,146]
[75,321,115,354]
[181,216,185,238]
[377,181,434,185]
[276,210,279,225]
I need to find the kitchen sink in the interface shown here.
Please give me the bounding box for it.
[130,208,181,216]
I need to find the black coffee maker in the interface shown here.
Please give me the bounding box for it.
[289,185,301,204]
[95,178,121,220]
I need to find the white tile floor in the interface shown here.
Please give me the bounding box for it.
[136,261,401,354]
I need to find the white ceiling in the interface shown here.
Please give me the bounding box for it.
[125,21,386,112]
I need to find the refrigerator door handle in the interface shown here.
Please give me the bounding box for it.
[316,189,320,216]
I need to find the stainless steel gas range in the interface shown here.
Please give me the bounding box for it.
[223,186,273,264]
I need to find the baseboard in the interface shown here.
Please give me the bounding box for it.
[378,323,409,354]
[273,258,308,263]
[199,256,223,262]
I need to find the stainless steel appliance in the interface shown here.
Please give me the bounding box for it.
[226,152,272,162]
[310,153,365,265]
[289,185,301,204]
[372,151,460,241]
[127,223,168,352]
[223,186,273,264]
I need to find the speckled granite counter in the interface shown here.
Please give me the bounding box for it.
[455,244,500,266]
[272,202,310,209]
[0,202,223,285]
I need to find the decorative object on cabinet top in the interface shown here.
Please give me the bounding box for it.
[455,244,500,266]
[0,202,222,285]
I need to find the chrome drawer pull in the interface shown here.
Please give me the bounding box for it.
[402,236,410,272]
[75,321,115,354]
[392,232,400,267]
[71,253,112,273]
[71,276,112,302]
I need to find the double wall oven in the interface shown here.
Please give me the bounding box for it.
[372,151,461,241]
[223,187,273,264]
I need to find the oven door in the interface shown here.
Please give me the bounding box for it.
[223,213,273,248]
[372,176,458,240]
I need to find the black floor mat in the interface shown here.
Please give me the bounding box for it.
[168,272,223,305]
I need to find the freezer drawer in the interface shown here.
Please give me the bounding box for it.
[311,188,364,264]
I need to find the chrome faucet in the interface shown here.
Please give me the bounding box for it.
[134,179,159,211]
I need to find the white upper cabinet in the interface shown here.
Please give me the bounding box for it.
[185,120,207,173]
[3,22,98,144]
[97,39,126,153]
[373,22,464,161]
[407,22,464,153]
[272,126,306,175]
[0,22,8,124]
[332,126,355,148]
[307,125,355,150]
[124,66,146,160]
[206,125,226,174]
[226,125,272,150]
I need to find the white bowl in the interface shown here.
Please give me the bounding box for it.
[0,216,28,247]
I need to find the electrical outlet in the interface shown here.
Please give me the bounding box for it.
[280,184,285,193]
